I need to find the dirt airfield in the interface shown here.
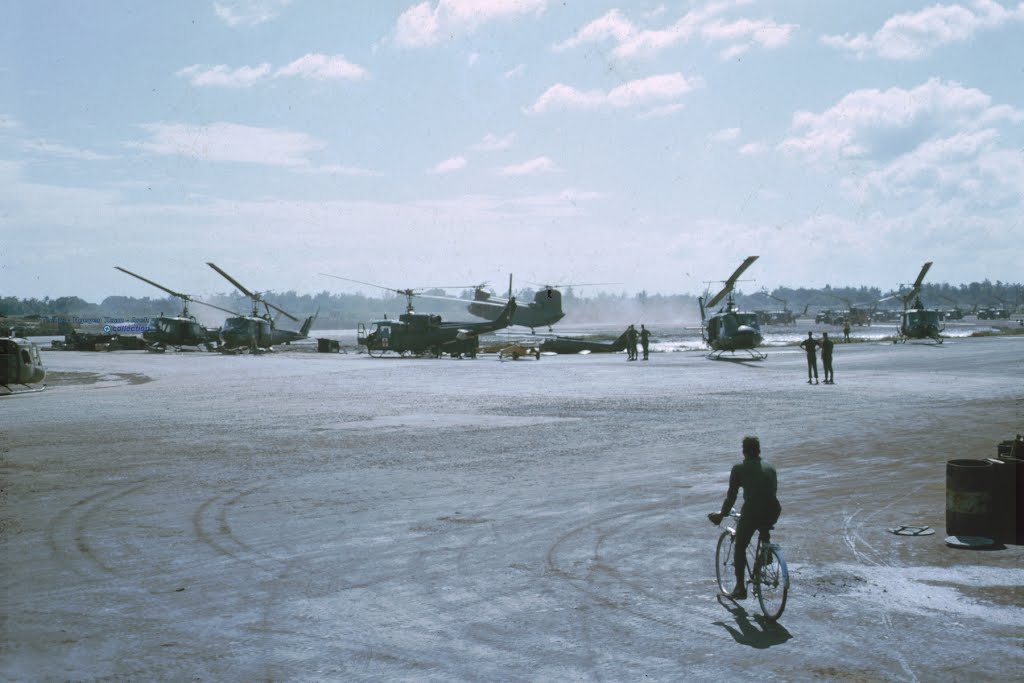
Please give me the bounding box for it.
[2,334,1022,681]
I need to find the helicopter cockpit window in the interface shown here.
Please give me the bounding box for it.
[21,349,31,364]
[737,313,758,328]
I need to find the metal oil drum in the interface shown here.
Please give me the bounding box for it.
[945,459,994,539]
[994,456,1023,544]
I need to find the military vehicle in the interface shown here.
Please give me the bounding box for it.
[321,274,516,358]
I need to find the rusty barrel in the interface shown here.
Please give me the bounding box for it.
[994,456,1023,544]
[946,459,994,539]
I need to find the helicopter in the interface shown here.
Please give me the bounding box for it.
[538,328,632,354]
[433,276,619,333]
[698,256,766,360]
[938,294,965,321]
[114,267,240,351]
[887,262,944,343]
[321,274,516,358]
[826,293,873,326]
[1,329,46,395]
[207,263,317,352]
[755,289,797,325]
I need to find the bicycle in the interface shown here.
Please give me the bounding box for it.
[713,508,789,621]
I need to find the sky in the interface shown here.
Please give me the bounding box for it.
[1,0,1022,303]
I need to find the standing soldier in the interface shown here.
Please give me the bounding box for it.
[639,324,651,361]
[842,320,851,343]
[625,324,638,361]
[821,331,835,384]
[798,331,819,384]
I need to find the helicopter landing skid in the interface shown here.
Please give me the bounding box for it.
[0,383,47,397]
[706,348,766,361]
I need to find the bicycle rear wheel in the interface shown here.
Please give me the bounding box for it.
[715,531,735,595]
[755,544,789,621]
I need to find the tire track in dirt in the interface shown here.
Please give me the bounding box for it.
[46,482,147,577]
[545,497,723,662]
[192,486,270,565]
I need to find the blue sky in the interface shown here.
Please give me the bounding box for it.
[2,1,1022,303]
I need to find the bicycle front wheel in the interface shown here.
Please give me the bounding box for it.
[715,530,735,595]
[755,544,790,621]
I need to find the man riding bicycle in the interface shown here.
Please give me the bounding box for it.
[708,436,781,600]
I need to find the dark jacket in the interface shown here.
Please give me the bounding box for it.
[719,457,781,524]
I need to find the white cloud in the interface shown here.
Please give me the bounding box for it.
[275,54,369,81]
[497,156,559,175]
[177,63,272,88]
[393,0,546,48]
[178,55,369,87]
[214,0,292,27]
[526,73,703,113]
[702,17,798,59]
[22,140,114,161]
[471,133,515,151]
[738,141,767,156]
[504,64,526,79]
[779,78,1022,161]
[0,114,19,128]
[638,102,685,119]
[711,127,741,142]
[841,129,1024,203]
[133,122,325,167]
[429,156,468,174]
[822,0,1024,60]
[294,164,382,177]
[553,2,795,60]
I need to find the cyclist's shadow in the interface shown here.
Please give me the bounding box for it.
[713,595,792,649]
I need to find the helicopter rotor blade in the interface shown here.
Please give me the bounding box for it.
[115,266,191,301]
[706,256,758,309]
[190,299,244,317]
[319,273,477,298]
[319,273,396,292]
[911,262,933,290]
[524,280,623,289]
[207,262,257,300]
[262,299,300,322]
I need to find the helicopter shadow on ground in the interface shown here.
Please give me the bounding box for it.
[706,356,768,369]
[712,595,792,649]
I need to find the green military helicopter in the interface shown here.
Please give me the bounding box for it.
[1,330,46,395]
[115,266,240,351]
[321,274,516,358]
[893,262,944,344]
[698,256,766,360]
[207,263,317,352]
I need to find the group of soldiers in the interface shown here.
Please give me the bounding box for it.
[625,324,651,361]
[620,325,843,384]
[798,331,835,384]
